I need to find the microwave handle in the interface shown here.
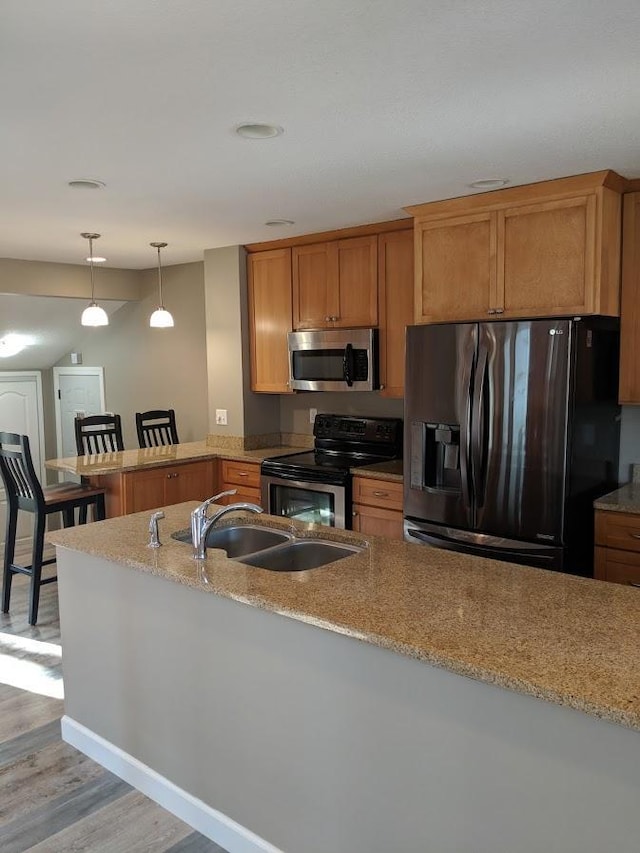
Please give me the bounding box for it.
[343,343,354,386]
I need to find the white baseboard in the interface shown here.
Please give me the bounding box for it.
[61,716,283,853]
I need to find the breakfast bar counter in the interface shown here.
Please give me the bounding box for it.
[48,504,640,853]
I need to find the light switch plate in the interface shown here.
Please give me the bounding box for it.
[215,409,228,425]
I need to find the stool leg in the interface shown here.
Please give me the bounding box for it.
[62,507,75,528]
[79,505,88,524]
[2,505,17,614]
[96,493,106,521]
[28,513,46,626]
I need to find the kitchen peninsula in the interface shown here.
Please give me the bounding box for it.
[45,440,299,517]
[49,503,640,853]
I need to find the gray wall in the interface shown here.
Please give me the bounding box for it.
[203,245,279,438]
[280,391,403,436]
[55,262,208,449]
[58,548,640,853]
[619,406,640,482]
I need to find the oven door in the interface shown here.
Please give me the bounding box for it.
[262,475,347,529]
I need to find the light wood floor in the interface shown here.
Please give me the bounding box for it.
[0,545,228,852]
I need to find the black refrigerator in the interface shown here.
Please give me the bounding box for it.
[404,317,620,575]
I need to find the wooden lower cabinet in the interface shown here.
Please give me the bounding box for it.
[594,509,640,588]
[122,460,215,515]
[219,459,262,506]
[352,476,404,540]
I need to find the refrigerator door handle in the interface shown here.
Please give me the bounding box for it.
[457,334,475,516]
[471,343,489,508]
[406,528,558,563]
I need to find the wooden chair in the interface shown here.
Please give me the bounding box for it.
[135,409,180,448]
[0,432,106,625]
[74,413,124,456]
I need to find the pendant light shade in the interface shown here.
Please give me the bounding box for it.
[80,233,109,327]
[150,242,174,328]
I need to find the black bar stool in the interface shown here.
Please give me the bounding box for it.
[74,414,124,456]
[136,409,180,448]
[0,432,106,625]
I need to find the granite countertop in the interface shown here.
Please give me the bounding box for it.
[351,459,404,482]
[48,502,640,733]
[44,440,301,476]
[594,483,640,515]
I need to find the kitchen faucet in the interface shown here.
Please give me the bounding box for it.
[191,490,263,559]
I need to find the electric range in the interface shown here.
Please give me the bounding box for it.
[261,414,402,528]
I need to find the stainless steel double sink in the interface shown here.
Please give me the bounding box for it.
[172,524,364,571]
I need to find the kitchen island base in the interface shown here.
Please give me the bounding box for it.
[55,547,640,853]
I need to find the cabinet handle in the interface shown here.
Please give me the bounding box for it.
[495,308,504,315]
[629,533,640,539]
[629,582,640,589]
[373,490,389,497]
[238,471,249,477]
[325,316,331,322]
[487,309,497,315]
[352,510,358,517]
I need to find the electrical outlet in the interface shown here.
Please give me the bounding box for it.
[309,408,317,424]
[215,409,228,425]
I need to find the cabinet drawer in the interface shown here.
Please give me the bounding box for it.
[218,486,262,506]
[594,546,640,588]
[220,459,261,489]
[594,510,640,553]
[352,477,403,511]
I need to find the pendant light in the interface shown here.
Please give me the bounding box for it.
[80,232,109,327]
[149,242,174,328]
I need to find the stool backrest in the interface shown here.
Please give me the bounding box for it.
[0,432,44,511]
[135,409,180,448]
[74,414,124,456]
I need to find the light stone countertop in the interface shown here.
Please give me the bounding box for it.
[48,502,640,733]
[44,440,302,476]
[594,483,640,515]
[351,459,404,482]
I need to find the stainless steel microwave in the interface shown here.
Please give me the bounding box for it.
[287,328,379,392]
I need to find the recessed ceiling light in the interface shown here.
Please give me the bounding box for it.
[86,256,107,263]
[265,219,295,227]
[468,178,509,190]
[68,178,106,190]
[235,123,284,139]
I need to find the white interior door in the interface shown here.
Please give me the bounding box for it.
[0,371,46,549]
[53,367,106,460]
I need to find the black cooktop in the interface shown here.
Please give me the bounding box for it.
[261,415,403,486]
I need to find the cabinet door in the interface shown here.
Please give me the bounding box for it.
[619,193,640,404]
[594,546,640,588]
[248,248,293,393]
[292,243,336,329]
[415,212,496,323]
[124,468,168,514]
[166,461,214,505]
[352,504,404,540]
[378,230,414,397]
[498,196,596,317]
[334,236,378,327]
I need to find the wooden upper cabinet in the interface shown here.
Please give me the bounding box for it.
[619,192,640,404]
[414,212,496,323]
[499,196,597,316]
[334,236,378,327]
[378,229,414,397]
[247,248,293,393]
[406,171,623,325]
[293,236,377,329]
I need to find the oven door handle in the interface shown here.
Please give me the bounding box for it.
[343,343,354,387]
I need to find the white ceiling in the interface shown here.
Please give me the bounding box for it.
[1,0,639,269]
